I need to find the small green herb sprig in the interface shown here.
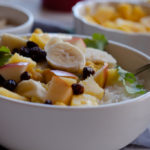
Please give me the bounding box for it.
[0,46,12,66]
[117,66,146,95]
[84,33,108,50]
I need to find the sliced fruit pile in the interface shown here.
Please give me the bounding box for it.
[0,29,146,106]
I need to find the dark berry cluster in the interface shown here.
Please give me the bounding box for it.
[72,83,84,95]
[0,75,17,91]
[20,72,31,81]
[82,66,95,79]
[12,41,46,62]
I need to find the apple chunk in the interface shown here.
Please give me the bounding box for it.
[94,63,108,88]
[65,37,86,53]
[80,77,104,100]
[0,62,29,82]
[46,76,73,105]
[43,69,78,83]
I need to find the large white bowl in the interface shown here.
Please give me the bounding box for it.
[73,1,150,56]
[0,34,150,150]
[0,3,34,34]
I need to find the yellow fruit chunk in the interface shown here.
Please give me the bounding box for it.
[71,94,99,106]
[86,61,103,71]
[106,68,119,85]
[117,3,132,20]
[54,102,67,106]
[7,53,36,72]
[60,77,77,86]
[31,96,44,103]
[80,77,104,100]
[29,33,50,49]
[93,5,117,24]
[33,28,44,34]
[0,87,28,101]
[132,6,146,21]
[46,76,73,105]
[85,15,96,24]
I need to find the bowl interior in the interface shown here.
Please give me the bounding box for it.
[0,4,29,26]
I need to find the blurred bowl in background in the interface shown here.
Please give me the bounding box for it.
[73,1,150,56]
[0,3,34,34]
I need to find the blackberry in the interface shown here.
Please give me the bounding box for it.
[0,75,5,85]
[45,100,53,105]
[27,41,38,48]
[19,47,30,57]
[12,48,20,54]
[82,66,95,79]
[72,83,84,95]
[29,47,46,62]
[20,72,30,81]
[3,80,17,91]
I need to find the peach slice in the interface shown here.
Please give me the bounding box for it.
[94,63,108,88]
[46,76,73,105]
[43,69,78,83]
[0,62,29,82]
[65,37,86,53]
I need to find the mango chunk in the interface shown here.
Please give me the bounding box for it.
[0,87,28,101]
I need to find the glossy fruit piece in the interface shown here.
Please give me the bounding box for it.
[46,76,73,105]
[80,76,104,100]
[42,69,78,83]
[94,63,108,88]
[0,87,28,101]
[106,68,119,86]
[0,62,29,82]
[59,77,77,86]
[7,53,36,72]
[71,94,99,106]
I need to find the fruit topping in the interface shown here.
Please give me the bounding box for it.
[82,66,95,79]
[72,83,84,95]
[20,72,31,81]
[3,80,17,91]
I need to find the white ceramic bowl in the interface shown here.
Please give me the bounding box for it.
[73,1,150,56]
[0,3,34,34]
[0,33,150,150]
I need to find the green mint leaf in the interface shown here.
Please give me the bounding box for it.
[0,46,11,53]
[117,66,146,95]
[84,33,108,50]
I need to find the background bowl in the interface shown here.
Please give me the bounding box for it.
[0,3,34,34]
[73,1,150,56]
[0,33,150,150]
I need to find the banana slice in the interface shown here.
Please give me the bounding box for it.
[141,16,150,28]
[85,48,117,67]
[0,33,27,50]
[46,42,85,72]
[44,37,63,51]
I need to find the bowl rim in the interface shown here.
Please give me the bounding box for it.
[0,33,149,110]
[72,0,150,37]
[0,2,34,33]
